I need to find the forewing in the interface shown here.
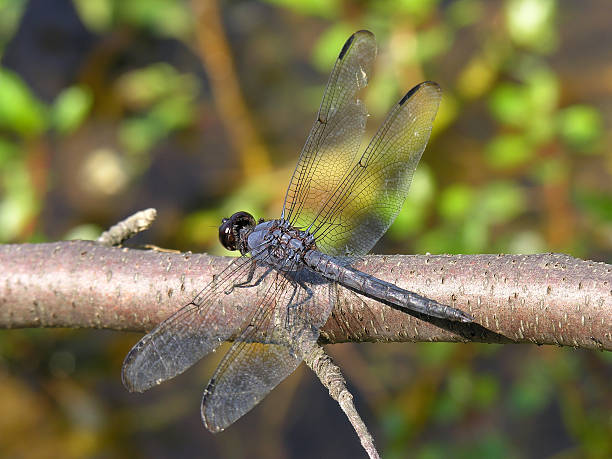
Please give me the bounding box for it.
[122,256,257,393]
[307,81,442,256]
[282,30,376,227]
[201,269,333,432]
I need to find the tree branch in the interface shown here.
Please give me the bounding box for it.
[0,241,609,351]
[305,344,380,459]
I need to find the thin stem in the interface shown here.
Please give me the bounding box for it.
[305,344,380,459]
[97,208,157,246]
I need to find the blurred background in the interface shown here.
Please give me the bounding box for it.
[0,0,611,457]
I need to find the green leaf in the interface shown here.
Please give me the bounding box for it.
[117,0,192,40]
[388,166,435,238]
[51,86,93,134]
[119,117,165,153]
[485,134,532,169]
[488,83,530,127]
[417,226,463,254]
[312,24,356,72]
[116,63,199,109]
[417,342,456,366]
[507,230,546,253]
[0,137,18,165]
[473,374,499,408]
[0,69,47,136]
[439,184,475,221]
[365,72,400,118]
[447,0,484,27]
[434,91,460,133]
[0,0,27,50]
[63,224,103,241]
[73,0,113,32]
[417,444,450,459]
[478,181,524,224]
[523,67,558,114]
[557,105,603,153]
[509,362,553,416]
[416,25,453,62]
[397,0,440,15]
[489,67,558,131]
[575,190,612,222]
[532,157,568,184]
[150,95,195,131]
[505,0,557,53]
[262,0,339,18]
[461,217,488,252]
[0,159,37,241]
[459,434,514,459]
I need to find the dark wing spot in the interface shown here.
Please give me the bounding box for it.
[338,33,356,59]
[399,81,441,106]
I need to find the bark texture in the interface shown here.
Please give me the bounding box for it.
[0,241,610,351]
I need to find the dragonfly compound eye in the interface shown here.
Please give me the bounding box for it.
[219,219,237,251]
[219,212,256,251]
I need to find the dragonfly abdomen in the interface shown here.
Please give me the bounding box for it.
[303,250,473,322]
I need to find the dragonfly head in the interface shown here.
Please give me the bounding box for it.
[219,211,256,254]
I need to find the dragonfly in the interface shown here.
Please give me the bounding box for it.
[122,30,473,432]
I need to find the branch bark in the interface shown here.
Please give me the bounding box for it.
[0,241,610,351]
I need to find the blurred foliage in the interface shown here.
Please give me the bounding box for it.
[0,68,47,135]
[116,63,200,156]
[0,0,610,458]
[51,85,93,135]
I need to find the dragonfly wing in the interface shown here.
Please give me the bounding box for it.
[201,269,334,432]
[282,30,376,227]
[307,81,442,256]
[122,256,257,393]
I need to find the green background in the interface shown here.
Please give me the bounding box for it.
[0,0,610,457]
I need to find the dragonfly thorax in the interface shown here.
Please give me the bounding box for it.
[248,219,316,271]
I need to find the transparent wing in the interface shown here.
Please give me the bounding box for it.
[121,256,257,393]
[306,81,442,256]
[201,269,333,432]
[282,30,376,226]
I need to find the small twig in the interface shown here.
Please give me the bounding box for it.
[96,208,157,246]
[305,344,380,459]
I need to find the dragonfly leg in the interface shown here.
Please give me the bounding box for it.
[224,263,271,294]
